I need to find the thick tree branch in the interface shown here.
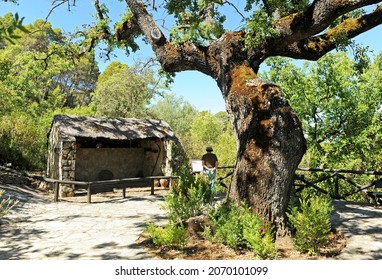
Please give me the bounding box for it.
[122,0,382,77]
[124,0,167,52]
[122,0,241,78]
[273,0,381,47]
[116,16,141,41]
[271,5,382,60]
[94,0,112,40]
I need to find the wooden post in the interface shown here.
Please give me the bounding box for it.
[54,181,59,202]
[334,173,339,199]
[151,179,154,195]
[87,183,91,203]
[122,187,126,198]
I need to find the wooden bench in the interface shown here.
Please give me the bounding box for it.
[50,176,178,203]
[367,180,382,205]
[85,178,153,203]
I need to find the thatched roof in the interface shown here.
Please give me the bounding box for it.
[49,115,178,142]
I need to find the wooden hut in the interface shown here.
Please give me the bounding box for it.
[46,115,179,196]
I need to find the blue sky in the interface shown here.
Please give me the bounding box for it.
[1,0,382,113]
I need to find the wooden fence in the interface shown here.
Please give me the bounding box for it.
[217,166,382,203]
[294,168,382,201]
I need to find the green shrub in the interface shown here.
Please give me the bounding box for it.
[213,204,243,247]
[0,189,19,219]
[208,201,277,259]
[287,191,333,255]
[145,222,187,248]
[0,113,47,170]
[241,207,277,259]
[164,166,213,223]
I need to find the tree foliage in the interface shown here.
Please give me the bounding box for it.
[91,61,162,118]
[261,51,382,170]
[182,110,235,166]
[149,94,236,166]
[0,10,28,44]
[0,18,99,114]
[150,92,198,136]
[0,16,99,169]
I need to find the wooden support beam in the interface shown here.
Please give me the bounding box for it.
[54,181,59,202]
[87,184,91,203]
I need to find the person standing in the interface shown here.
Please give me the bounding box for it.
[201,146,219,192]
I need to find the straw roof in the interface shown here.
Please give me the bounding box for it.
[49,115,178,142]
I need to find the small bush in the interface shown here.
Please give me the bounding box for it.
[0,189,19,219]
[208,201,277,259]
[0,113,47,170]
[241,207,277,260]
[287,191,333,255]
[145,222,187,248]
[164,166,213,223]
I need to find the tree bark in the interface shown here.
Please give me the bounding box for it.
[223,65,306,236]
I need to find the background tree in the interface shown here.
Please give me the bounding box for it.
[262,51,382,171]
[150,94,236,171]
[0,7,27,44]
[0,16,99,169]
[63,0,382,234]
[150,92,198,137]
[0,18,98,115]
[91,61,162,118]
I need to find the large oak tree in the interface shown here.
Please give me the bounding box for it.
[66,0,382,234]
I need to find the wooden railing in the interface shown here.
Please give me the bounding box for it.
[294,168,382,200]
[45,176,179,203]
[0,166,178,203]
[217,165,382,202]
[48,167,382,203]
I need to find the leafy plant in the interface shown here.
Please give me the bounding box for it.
[163,165,213,223]
[287,191,333,255]
[145,222,187,248]
[208,201,277,259]
[210,202,243,247]
[0,12,29,44]
[0,189,19,219]
[245,10,279,48]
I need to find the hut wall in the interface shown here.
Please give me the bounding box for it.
[47,126,76,181]
[61,141,76,181]
[74,139,165,181]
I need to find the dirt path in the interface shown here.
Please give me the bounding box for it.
[331,199,382,260]
[0,184,167,260]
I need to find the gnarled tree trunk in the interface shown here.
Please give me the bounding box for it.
[222,65,306,236]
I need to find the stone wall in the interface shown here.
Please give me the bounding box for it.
[60,141,76,197]
[61,141,76,180]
